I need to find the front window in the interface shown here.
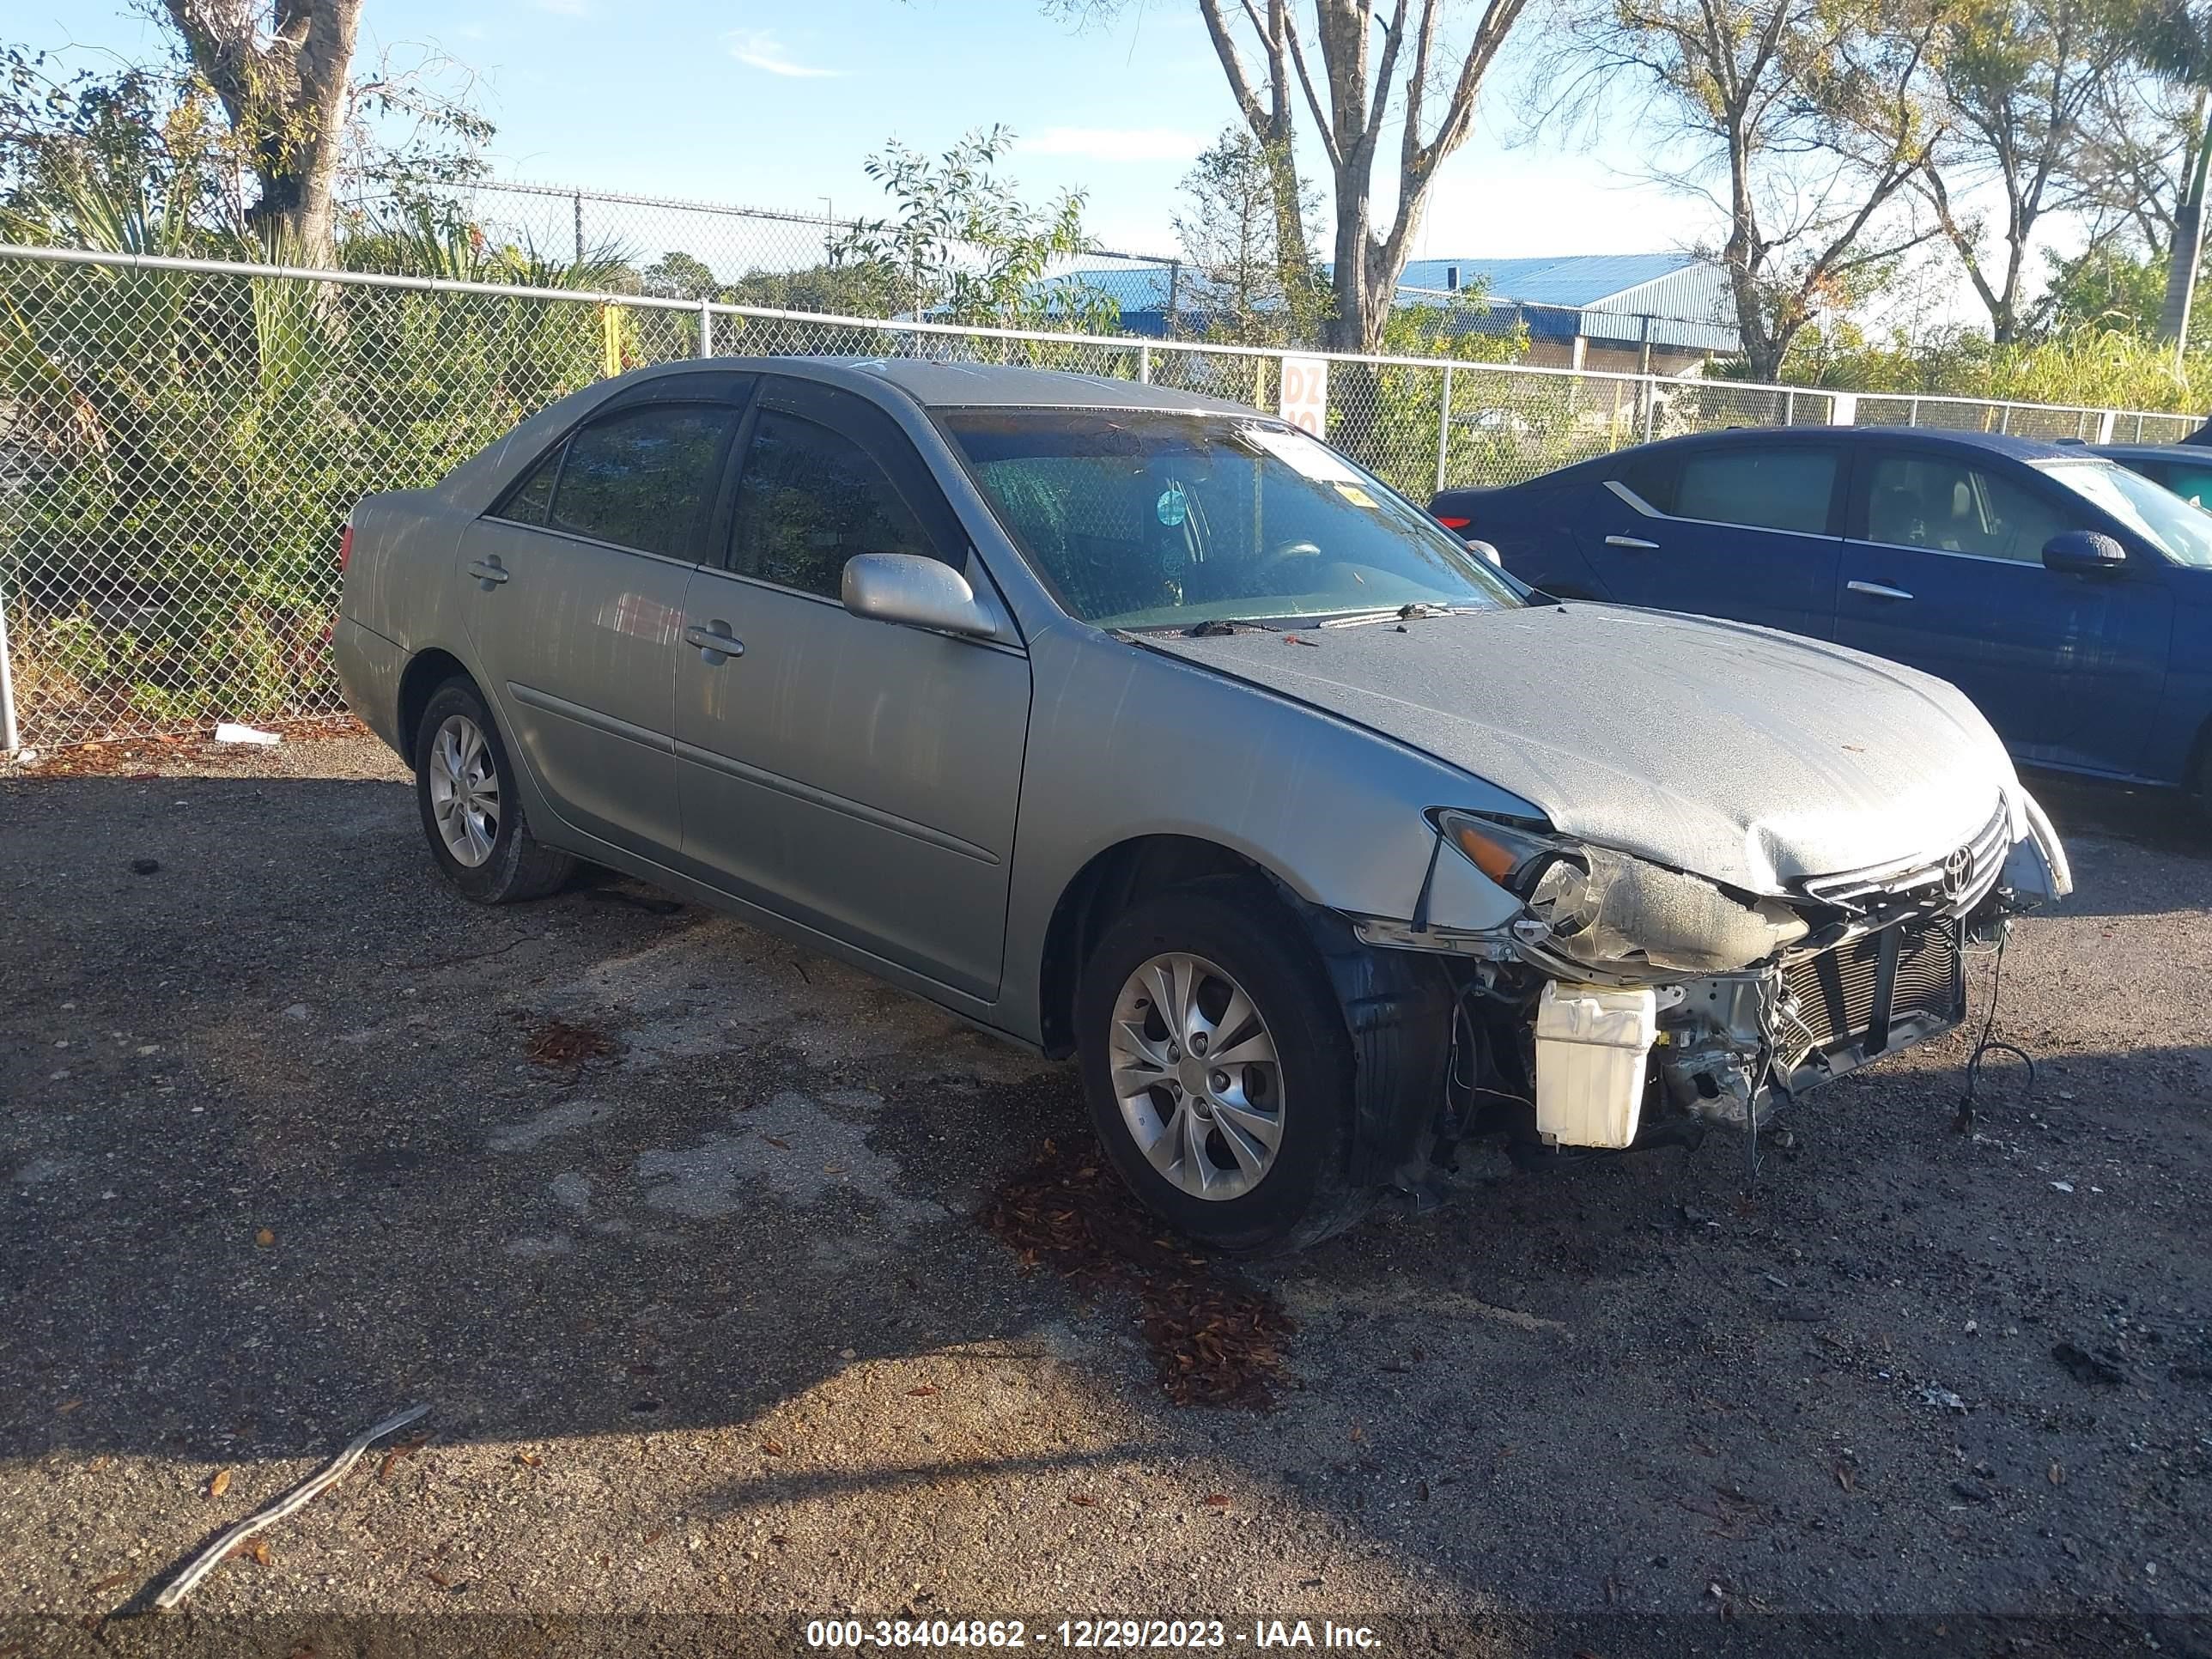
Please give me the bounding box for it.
[937,408,1522,629]
[2036,459,2212,568]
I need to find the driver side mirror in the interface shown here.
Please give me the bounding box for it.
[2042,529,2127,575]
[1463,538,1504,567]
[842,552,1000,639]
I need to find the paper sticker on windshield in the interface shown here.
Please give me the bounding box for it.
[1243,424,1364,484]
[1334,482,1378,509]
[1155,485,1189,527]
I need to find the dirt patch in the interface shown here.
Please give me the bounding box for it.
[525,1018,620,1068]
[981,1138,1296,1411]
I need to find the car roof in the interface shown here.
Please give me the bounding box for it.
[2092,442,2203,463]
[669,354,1266,416]
[1613,424,2089,461]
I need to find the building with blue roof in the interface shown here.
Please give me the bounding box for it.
[1048,251,1740,373]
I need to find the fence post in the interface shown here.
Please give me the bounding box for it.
[573,192,585,266]
[0,580,18,757]
[1139,342,1152,384]
[1435,364,1455,495]
[1909,398,1921,427]
[1642,374,1657,444]
[1784,387,1796,427]
[697,299,714,358]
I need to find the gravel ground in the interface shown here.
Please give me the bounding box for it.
[1,732,2208,1656]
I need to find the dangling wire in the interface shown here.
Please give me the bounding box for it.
[1954,923,2033,1133]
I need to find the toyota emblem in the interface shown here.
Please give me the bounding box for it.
[1942,844,1974,900]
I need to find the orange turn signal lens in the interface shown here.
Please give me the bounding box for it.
[1449,821,1524,884]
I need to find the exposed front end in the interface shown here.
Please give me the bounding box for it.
[1355,789,2072,1158]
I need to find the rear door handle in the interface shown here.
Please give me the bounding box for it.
[1846,580,1914,601]
[684,623,744,662]
[1605,535,1660,550]
[467,556,509,588]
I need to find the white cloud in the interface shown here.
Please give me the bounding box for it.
[723,28,842,78]
[1021,127,1205,163]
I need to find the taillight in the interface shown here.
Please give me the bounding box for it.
[338,523,354,572]
[1436,515,1471,531]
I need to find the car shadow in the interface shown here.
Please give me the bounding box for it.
[3,771,2209,1632]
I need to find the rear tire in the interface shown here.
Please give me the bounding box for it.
[413,678,575,904]
[1075,882,1371,1255]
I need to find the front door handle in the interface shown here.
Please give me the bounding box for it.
[468,556,509,589]
[684,623,744,662]
[1605,534,1660,550]
[1846,580,1915,601]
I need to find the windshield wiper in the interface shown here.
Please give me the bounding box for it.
[1182,617,1283,636]
[1317,602,1463,629]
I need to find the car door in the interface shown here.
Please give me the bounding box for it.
[1576,441,1845,639]
[672,377,1031,1000]
[459,386,744,858]
[1835,446,2173,774]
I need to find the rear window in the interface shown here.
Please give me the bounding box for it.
[1673,447,1837,535]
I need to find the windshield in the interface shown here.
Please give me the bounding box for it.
[937,407,1523,629]
[2035,459,2212,569]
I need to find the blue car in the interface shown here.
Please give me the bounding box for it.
[1432,427,2212,810]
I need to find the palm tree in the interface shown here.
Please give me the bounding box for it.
[2129,0,2211,355]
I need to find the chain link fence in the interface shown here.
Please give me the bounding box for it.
[0,242,2201,750]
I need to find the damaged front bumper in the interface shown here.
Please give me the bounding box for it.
[1354,791,2072,1152]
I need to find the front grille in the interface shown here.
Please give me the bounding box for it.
[1800,800,2009,915]
[1783,921,1961,1051]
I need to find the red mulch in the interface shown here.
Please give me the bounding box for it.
[980,1138,1296,1411]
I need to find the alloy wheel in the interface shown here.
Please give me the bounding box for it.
[1107,951,1285,1200]
[428,714,500,868]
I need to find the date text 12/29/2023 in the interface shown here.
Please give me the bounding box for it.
[804,1620,1383,1650]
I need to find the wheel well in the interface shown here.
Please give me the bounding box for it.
[1036,835,1270,1058]
[398,648,473,758]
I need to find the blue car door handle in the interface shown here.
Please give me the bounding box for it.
[1847,580,1914,601]
[1605,534,1660,550]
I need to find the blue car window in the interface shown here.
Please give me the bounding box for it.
[1673,448,1835,535]
[1865,454,2074,563]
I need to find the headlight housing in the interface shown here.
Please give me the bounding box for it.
[1433,810,1808,975]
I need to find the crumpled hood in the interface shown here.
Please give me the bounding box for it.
[1148,605,2021,896]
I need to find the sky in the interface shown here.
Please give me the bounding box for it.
[21,0,2033,329]
[27,0,1698,261]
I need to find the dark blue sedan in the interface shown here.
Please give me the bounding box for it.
[1431,427,2212,805]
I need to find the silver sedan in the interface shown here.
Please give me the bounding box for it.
[335,358,2070,1253]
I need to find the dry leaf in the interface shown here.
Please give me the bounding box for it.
[1067,1492,1099,1507]
[1201,1493,1231,1510]
[824,1164,846,1175]
[763,1136,790,1150]
[207,1468,232,1499]
[89,1571,133,1594]
[255,1228,275,1248]
[2049,1462,2065,1486]
[906,1385,939,1397]
[1834,1464,1856,1492]
[425,1568,453,1589]
[251,1540,270,1567]
[641,1528,665,1545]
[56,1399,82,1416]
[1347,1420,1364,1443]
[515,1451,543,1469]
[760,1437,787,1456]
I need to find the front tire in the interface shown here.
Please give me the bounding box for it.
[413,678,575,904]
[1075,883,1369,1255]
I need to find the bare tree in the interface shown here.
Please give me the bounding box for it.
[1058,0,1531,353]
[159,0,364,260]
[1916,0,2136,343]
[1536,0,1947,380]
